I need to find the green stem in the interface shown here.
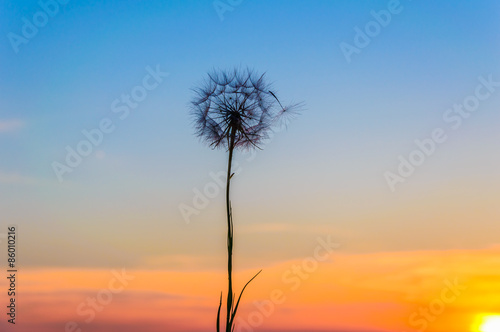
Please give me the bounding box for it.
[225,129,236,332]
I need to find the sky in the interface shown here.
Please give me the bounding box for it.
[0,0,499,331]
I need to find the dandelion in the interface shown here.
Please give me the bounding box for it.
[190,67,300,332]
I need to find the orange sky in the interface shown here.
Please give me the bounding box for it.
[2,245,498,332]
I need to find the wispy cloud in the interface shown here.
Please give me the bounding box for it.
[0,171,37,185]
[239,222,351,237]
[12,247,500,332]
[142,254,224,270]
[0,119,24,133]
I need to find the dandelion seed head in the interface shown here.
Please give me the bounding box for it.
[190,68,299,150]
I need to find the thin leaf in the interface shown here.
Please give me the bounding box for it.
[229,270,262,327]
[216,292,222,332]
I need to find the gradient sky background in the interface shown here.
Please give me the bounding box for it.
[1,1,499,332]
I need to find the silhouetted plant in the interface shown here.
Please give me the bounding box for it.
[190,67,299,332]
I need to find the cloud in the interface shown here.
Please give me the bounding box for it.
[142,254,224,270]
[0,171,37,185]
[239,222,351,236]
[0,119,24,133]
[13,246,500,332]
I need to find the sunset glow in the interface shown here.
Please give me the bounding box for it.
[473,315,500,332]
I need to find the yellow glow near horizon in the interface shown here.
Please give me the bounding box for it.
[473,315,500,332]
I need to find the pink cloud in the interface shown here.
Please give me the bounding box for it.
[0,119,24,133]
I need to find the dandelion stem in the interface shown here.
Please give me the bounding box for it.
[225,127,236,332]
